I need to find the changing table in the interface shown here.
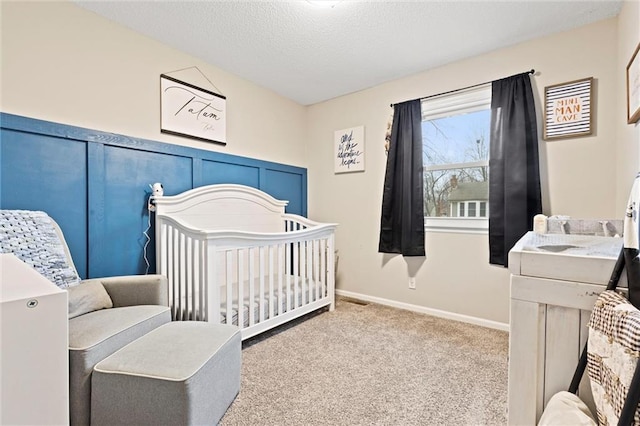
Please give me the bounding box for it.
[507,230,625,425]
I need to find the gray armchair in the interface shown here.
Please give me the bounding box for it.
[0,210,171,426]
[67,277,170,426]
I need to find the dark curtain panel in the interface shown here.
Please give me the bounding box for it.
[378,99,425,256]
[624,173,640,309]
[489,73,542,266]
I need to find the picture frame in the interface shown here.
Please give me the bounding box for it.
[160,74,227,145]
[543,77,593,140]
[627,42,640,124]
[334,126,365,174]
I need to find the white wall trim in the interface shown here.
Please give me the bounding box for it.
[424,217,488,234]
[336,289,510,332]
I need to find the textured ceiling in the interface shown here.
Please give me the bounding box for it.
[75,0,622,106]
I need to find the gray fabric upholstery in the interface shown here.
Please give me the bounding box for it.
[67,281,113,319]
[69,305,171,426]
[91,322,241,426]
[82,274,169,307]
[67,271,169,425]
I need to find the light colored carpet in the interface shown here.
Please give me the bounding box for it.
[220,298,508,426]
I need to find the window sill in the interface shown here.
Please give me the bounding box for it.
[425,217,488,234]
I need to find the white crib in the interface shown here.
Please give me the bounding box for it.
[154,184,337,340]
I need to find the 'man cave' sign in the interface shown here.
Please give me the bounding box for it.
[543,77,593,140]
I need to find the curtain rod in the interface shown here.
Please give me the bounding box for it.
[389,69,535,108]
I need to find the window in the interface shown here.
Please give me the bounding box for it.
[467,202,476,217]
[455,201,486,218]
[422,85,491,233]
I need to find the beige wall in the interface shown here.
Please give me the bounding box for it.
[307,16,635,325]
[2,1,637,326]
[0,2,308,168]
[617,1,640,213]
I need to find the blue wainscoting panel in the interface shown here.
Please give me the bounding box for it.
[0,129,89,277]
[92,145,194,277]
[262,168,306,216]
[0,112,307,278]
[201,159,260,188]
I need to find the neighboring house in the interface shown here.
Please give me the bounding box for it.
[448,178,489,218]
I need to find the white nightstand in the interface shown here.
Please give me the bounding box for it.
[0,253,69,425]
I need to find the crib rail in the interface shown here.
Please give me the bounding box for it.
[156,214,336,340]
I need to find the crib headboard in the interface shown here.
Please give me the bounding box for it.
[154,184,289,233]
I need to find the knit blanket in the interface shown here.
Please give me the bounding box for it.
[587,290,640,426]
[0,210,79,288]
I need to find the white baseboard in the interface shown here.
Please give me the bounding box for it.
[335,289,510,332]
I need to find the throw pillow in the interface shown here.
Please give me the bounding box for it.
[68,281,113,319]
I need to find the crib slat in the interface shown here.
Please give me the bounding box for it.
[238,249,244,329]
[185,235,191,320]
[194,238,200,321]
[321,238,327,299]
[182,234,193,320]
[248,248,255,327]
[278,243,285,316]
[180,233,187,321]
[306,240,312,303]
[302,241,306,302]
[164,223,175,318]
[158,222,168,278]
[190,238,196,320]
[194,241,200,320]
[172,228,181,320]
[259,246,265,323]
[318,240,322,298]
[180,231,187,320]
[292,241,298,310]
[300,241,306,306]
[327,234,335,310]
[198,240,206,321]
[175,231,180,320]
[268,245,275,320]
[309,240,320,301]
[309,239,315,302]
[226,251,233,325]
[285,242,291,312]
[175,227,181,320]
[166,226,174,319]
[184,235,192,320]
[189,237,196,320]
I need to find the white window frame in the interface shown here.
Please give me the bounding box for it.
[480,201,487,218]
[459,202,465,217]
[422,84,491,234]
[456,201,488,218]
[467,201,477,217]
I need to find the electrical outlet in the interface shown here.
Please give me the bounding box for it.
[409,277,416,289]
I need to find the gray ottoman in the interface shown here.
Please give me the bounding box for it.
[91,321,241,425]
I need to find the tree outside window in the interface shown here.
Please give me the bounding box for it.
[422,108,490,219]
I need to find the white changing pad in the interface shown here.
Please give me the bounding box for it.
[522,233,622,258]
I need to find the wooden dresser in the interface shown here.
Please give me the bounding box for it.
[507,231,624,425]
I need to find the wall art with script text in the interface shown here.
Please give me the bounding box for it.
[334,126,365,173]
[160,74,226,145]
